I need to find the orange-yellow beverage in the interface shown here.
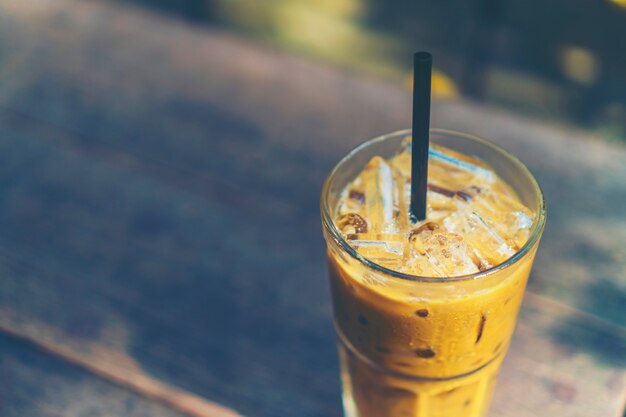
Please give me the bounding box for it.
[321,130,546,417]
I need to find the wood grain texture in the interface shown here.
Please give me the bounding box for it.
[0,0,624,417]
[0,320,242,417]
[0,333,190,417]
[495,294,626,417]
[1,0,625,325]
[1,288,624,417]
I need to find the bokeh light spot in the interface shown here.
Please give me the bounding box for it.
[405,69,459,99]
[560,46,599,85]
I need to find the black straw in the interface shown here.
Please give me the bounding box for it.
[409,51,432,223]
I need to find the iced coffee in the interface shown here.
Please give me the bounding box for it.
[321,130,545,417]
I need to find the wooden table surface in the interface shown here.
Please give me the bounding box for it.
[0,1,625,416]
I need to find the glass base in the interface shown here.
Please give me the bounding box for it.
[338,344,501,417]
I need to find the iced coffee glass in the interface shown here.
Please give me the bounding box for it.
[321,129,546,417]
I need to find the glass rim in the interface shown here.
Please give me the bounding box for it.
[320,128,547,283]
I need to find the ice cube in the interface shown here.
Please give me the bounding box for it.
[513,210,533,229]
[469,190,534,248]
[348,189,366,205]
[443,210,515,266]
[426,233,480,276]
[509,211,533,249]
[350,237,404,255]
[474,189,532,217]
[350,235,405,270]
[407,222,479,277]
[406,223,447,277]
[333,142,534,277]
[336,213,368,234]
[427,146,496,193]
[429,147,495,179]
[389,144,412,178]
[361,157,407,235]
[406,223,480,277]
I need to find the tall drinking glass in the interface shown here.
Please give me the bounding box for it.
[321,129,546,417]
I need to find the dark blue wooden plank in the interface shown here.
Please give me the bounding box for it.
[0,113,341,417]
[0,334,188,417]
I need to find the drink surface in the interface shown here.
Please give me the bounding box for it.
[334,137,535,277]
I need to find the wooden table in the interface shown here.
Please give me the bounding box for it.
[0,1,625,416]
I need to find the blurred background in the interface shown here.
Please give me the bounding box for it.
[119,0,626,141]
[2,1,626,416]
